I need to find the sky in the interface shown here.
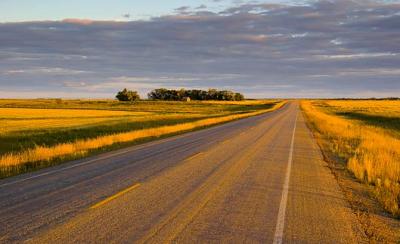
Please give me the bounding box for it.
[0,0,399,98]
[1,0,300,22]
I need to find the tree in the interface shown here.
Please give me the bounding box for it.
[148,88,168,100]
[147,88,244,101]
[234,92,245,101]
[116,88,140,101]
[207,89,218,100]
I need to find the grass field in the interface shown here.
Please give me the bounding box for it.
[301,100,400,217]
[0,99,283,179]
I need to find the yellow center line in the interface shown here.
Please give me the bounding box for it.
[90,183,141,209]
[221,139,230,144]
[185,152,204,161]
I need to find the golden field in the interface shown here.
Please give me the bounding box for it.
[0,99,283,178]
[0,108,214,135]
[301,100,400,216]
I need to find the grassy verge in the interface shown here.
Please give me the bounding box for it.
[301,100,400,217]
[0,100,284,178]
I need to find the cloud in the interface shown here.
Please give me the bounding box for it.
[225,34,268,43]
[3,67,91,75]
[196,5,208,10]
[62,19,95,25]
[63,81,88,87]
[338,68,400,76]
[317,52,398,60]
[330,39,342,45]
[0,0,399,98]
[290,32,308,38]
[175,6,191,14]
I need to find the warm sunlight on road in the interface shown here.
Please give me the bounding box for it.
[0,102,365,243]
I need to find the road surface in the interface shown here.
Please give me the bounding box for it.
[0,102,365,243]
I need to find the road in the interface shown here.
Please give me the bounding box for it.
[0,102,365,243]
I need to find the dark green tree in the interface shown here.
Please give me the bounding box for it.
[234,92,245,101]
[147,88,244,101]
[116,88,140,101]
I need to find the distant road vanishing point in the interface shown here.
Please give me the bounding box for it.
[0,102,365,243]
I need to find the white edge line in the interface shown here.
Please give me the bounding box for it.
[273,111,298,244]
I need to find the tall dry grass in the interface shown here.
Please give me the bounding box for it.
[0,111,205,135]
[0,101,284,178]
[322,100,400,118]
[301,101,400,216]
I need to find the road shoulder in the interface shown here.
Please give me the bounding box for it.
[285,113,367,243]
[301,110,400,243]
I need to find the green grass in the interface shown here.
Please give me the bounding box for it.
[0,99,280,178]
[0,116,203,156]
[0,99,274,113]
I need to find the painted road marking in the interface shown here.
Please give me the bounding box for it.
[90,183,141,209]
[221,139,229,144]
[186,152,204,161]
[273,112,298,244]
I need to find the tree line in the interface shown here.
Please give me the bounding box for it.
[116,88,245,101]
[147,88,244,101]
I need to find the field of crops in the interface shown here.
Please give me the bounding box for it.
[301,100,400,217]
[0,99,282,178]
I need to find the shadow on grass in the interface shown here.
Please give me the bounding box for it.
[0,106,278,179]
[336,112,400,134]
[0,117,207,156]
[0,101,281,179]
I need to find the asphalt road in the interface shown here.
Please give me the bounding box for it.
[0,102,365,243]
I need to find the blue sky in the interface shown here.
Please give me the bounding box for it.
[1,0,399,98]
[0,0,283,22]
[0,0,189,21]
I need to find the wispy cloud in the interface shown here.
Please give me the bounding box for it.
[318,53,398,60]
[62,19,95,25]
[0,0,399,98]
[3,67,91,75]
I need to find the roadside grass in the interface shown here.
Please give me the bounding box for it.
[0,116,206,156]
[301,100,400,217]
[0,99,274,113]
[0,99,284,178]
[334,113,400,138]
[318,100,400,138]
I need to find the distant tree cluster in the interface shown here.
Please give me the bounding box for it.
[147,88,245,101]
[116,88,140,101]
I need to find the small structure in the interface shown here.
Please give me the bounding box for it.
[183,97,191,102]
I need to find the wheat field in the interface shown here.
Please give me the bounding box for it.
[301,100,400,216]
[0,99,283,178]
